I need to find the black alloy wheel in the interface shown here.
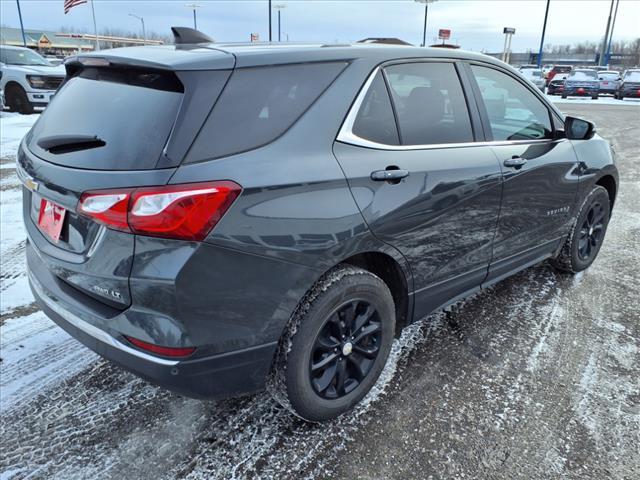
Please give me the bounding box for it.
[309,299,382,399]
[577,201,606,261]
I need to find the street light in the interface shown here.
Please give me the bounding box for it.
[185,3,201,30]
[128,13,146,45]
[415,0,437,47]
[273,4,286,42]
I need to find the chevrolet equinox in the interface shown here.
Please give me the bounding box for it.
[19,28,618,422]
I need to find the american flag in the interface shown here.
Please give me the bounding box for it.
[64,0,87,15]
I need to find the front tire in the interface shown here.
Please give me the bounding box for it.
[553,186,611,273]
[6,85,34,114]
[268,265,396,422]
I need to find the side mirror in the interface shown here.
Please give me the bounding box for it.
[565,116,596,140]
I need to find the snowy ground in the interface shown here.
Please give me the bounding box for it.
[1,104,639,479]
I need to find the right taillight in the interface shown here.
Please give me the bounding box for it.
[78,181,241,241]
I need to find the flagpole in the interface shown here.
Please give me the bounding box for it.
[16,0,27,47]
[90,0,100,51]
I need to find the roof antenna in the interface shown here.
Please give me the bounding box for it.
[171,26,214,44]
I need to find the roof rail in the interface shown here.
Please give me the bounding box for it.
[171,26,214,45]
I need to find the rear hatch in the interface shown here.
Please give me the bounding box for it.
[20,48,234,308]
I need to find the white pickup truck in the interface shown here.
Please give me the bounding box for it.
[0,45,66,114]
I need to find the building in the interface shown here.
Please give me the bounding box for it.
[0,26,163,56]
[0,27,94,55]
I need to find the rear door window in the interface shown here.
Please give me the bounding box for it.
[471,65,552,141]
[186,62,347,162]
[383,62,474,145]
[27,67,183,170]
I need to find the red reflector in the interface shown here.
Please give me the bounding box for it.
[77,181,241,241]
[125,336,196,358]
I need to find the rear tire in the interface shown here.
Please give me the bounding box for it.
[561,93,567,99]
[268,264,396,422]
[552,186,610,274]
[592,94,598,100]
[618,94,624,100]
[6,84,34,114]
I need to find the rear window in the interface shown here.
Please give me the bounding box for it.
[568,70,597,80]
[28,67,183,170]
[598,72,619,80]
[554,66,572,73]
[624,71,640,81]
[186,62,347,162]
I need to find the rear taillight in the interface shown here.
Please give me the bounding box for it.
[78,181,241,241]
[124,336,196,358]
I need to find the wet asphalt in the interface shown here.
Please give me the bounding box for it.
[1,103,639,480]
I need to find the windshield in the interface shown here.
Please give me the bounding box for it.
[598,72,619,80]
[568,70,597,80]
[524,70,543,78]
[624,71,640,82]
[0,48,50,66]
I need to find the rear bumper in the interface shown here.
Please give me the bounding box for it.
[619,89,640,98]
[563,86,599,96]
[27,240,278,398]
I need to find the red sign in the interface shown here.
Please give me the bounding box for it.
[38,198,66,243]
[250,33,259,42]
[438,29,451,40]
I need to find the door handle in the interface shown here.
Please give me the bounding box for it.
[370,169,409,182]
[503,156,527,169]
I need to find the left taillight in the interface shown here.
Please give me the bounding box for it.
[78,181,241,241]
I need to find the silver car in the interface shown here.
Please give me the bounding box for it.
[598,71,620,95]
[521,68,546,91]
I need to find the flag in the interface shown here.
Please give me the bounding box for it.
[64,0,87,15]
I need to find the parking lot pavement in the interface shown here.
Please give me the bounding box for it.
[1,103,639,480]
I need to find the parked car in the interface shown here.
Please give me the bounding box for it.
[546,64,572,85]
[542,64,554,77]
[0,45,66,114]
[598,70,621,95]
[0,69,4,110]
[520,68,545,91]
[615,69,640,100]
[547,73,569,95]
[562,69,599,99]
[19,29,618,422]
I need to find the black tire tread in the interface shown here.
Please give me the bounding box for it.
[553,185,609,273]
[267,264,392,421]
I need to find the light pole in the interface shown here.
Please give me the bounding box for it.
[268,0,272,42]
[15,0,27,47]
[273,4,286,42]
[415,0,437,47]
[128,13,146,45]
[185,3,201,30]
[536,0,551,67]
[599,0,615,66]
[604,0,620,66]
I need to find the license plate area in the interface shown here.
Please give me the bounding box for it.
[37,198,66,243]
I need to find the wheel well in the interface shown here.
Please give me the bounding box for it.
[342,252,409,336]
[596,175,617,210]
[4,81,24,93]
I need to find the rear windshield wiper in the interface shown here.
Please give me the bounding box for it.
[37,135,106,154]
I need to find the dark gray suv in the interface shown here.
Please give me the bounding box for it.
[19,30,618,422]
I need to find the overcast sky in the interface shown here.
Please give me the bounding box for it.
[1,0,638,52]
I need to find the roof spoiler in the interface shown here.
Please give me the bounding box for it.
[171,26,214,45]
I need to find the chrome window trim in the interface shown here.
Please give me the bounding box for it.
[337,64,555,151]
[28,270,180,366]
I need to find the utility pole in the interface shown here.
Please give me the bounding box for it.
[536,0,551,67]
[269,0,272,42]
[129,14,146,44]
[15,0,27,47]
[274,4,286,42]
[415,0,437,47]
[599,0,615,66]
[90,0,100,51]
[604,0,620,66]
[185,3,201,30]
